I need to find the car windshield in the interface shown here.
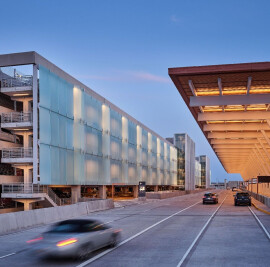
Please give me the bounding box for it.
[204,193,213,197]
[237,193,249,197]
[48,220,107,233]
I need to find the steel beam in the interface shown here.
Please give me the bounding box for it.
[208,132,266,139]
[204,123,269,131]
[190,94,270,107]
[198,111,270,121]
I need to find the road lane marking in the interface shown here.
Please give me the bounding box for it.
[248,206,270,240]
[76,200,201,267]
[176,194,228,267]
[0,252,16,259]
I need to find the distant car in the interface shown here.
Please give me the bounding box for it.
[234,192,251,206]
[203,193,219,204]
[27,219,121,259]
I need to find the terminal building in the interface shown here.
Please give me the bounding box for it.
[166,133,210,190]
[169,61,270,197]
[0,51,178,210]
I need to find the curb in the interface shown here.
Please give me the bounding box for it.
[252,202,270,215]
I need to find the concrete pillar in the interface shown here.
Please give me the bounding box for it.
[71,185,81,204]
[111,185,114,198]
[122,116,128,183]
[22,166,33,183]
[154,185,158,192]
[133,185,138,198]
[102,105,111,184]
[99,185,107,199]
[23,132,32,148]
[14,199,38,211]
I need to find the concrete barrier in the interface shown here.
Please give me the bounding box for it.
[146,189,207,199]
[248,191,270,208]
[0,199,114,236]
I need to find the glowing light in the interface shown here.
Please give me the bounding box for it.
[27,237,43,243]
[56,238,78,247]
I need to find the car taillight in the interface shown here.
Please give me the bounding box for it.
[27,237,43,243]
[203,196,206,198]
[212,196,216,198]
[57,238,78,247]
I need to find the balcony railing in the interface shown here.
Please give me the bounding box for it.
[2,147,33,159]
[1,112,33,123]
[0,76,33,88]
[2,183,45,194]
[2,183,71,206]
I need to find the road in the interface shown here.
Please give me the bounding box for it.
[0,190,269,267]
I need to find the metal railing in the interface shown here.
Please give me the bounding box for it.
[2,147,33,158]
[1,112,33,123]
[1,183,71,206]
[2,183,46,194]
[46,187,62,206]
[0,76,33,88]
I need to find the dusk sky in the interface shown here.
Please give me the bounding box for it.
[2,0,270,182]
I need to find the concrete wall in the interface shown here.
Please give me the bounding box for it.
[0,207,24,214]
[146,189,207,199]
[0,199,114,235]
[0,175,23,183]
[248,191,270,208]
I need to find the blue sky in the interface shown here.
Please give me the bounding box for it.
[1,0,270,182]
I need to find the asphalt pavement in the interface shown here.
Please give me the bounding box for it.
[0,190,269,267]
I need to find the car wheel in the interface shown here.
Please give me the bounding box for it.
[110,233,120,248]
[78,244,92,260]
[203,202,205,205]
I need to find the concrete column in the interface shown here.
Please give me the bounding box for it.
[71,185,81,204]
[22,166,33,183]
[102,105,110,184]
[122,116,128,183]
[23,132,32,148]
[99,185,107,199]
[154,185,158,192]
[111,185,114,198]
[32,64,38,184]
[137,125,142,184]
[133,185,138,198]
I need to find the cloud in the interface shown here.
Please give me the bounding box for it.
[170,15,180,23]
[77,70,170,84]
[127,71,170,83]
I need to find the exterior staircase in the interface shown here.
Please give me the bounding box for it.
[1,183,70,207]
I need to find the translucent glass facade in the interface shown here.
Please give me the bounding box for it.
[174,133,195,190]
[198,155,210,189]
[38,65,177,185]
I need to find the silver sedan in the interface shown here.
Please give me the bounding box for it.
[27,219,121,259]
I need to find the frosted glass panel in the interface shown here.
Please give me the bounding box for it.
[110,109,122,138]
[111,160,122,183]
[128,144,137,163]
[128,120,137,145]
[39,144,51,184]
[85,126,102,156]
[84,94,102,130]
[111,136,122,160]
[51,146,59,184]
[39,107,51,144]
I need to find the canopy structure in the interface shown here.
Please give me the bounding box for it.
[169,62,270,181]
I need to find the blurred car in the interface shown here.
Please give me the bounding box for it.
[234,192,251,206]
[203,193,219,204]
[27,219,121,259]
